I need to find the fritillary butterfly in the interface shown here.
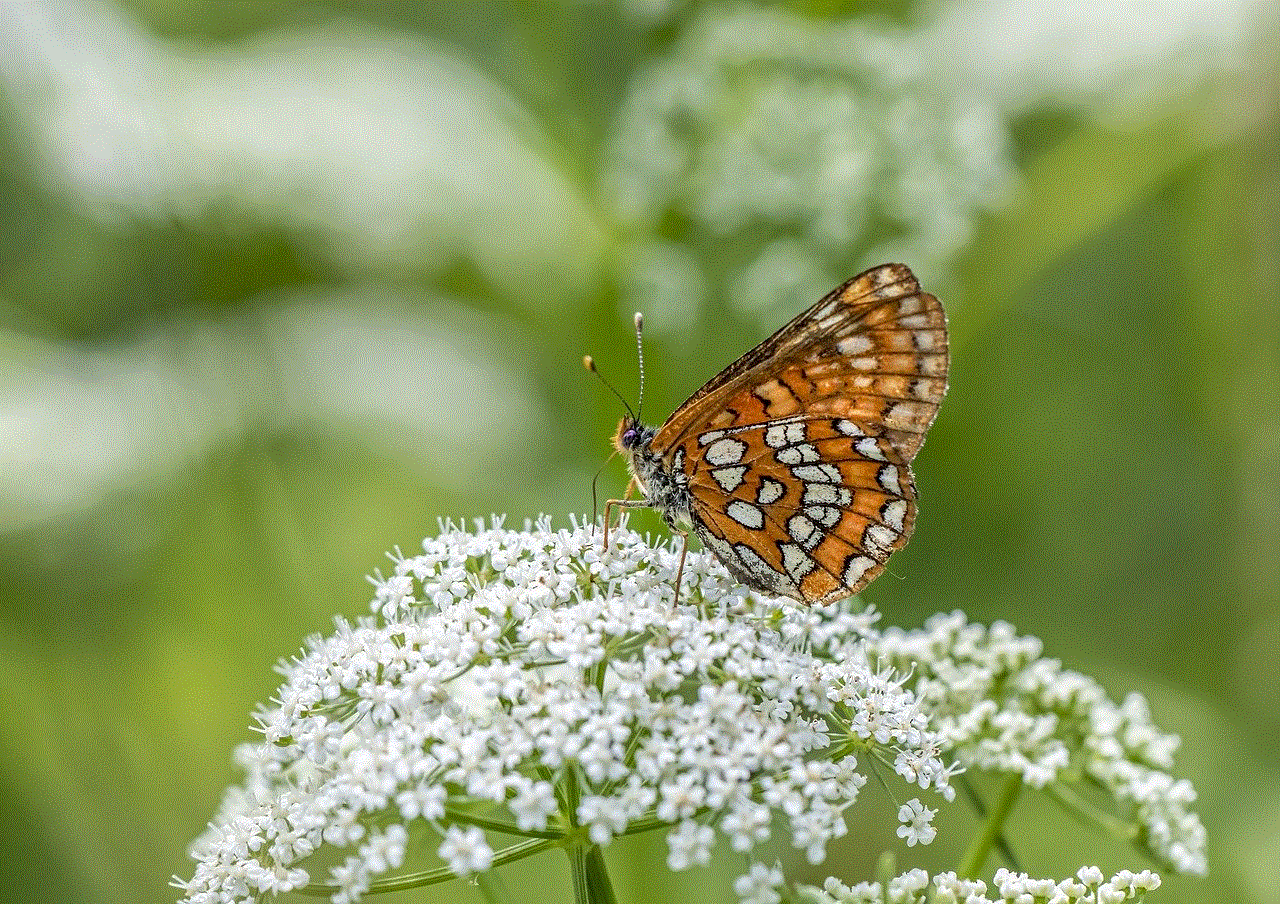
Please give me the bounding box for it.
[603,262,948,604]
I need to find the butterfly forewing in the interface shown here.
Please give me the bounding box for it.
[652,263,947,461]
[615,262,948,605]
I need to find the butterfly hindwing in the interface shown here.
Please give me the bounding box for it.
[684,418,916,603]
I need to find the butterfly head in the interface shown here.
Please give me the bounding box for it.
[613,416,654,456]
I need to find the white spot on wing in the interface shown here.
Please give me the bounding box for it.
[698,429,726,445]
[733,543,795,595]
[776,443,819,465]
[881,499,907,531]
[864,524,897,557]
[765,421,806,448]
[707,437,747,466]
[878,464,901,495]
[756,478,785,505]
[787,514,816,545]
[806,505,841,529]
[711,466,747,492]
[813,300,840,321]
[792,463,841,483]
[834,419,864,437]
[780,543,813,581]
[887,402,917,425]
[726,499,764,530]
[837,334,874,355]
[855,437,887,461]
[843,555,876,587]
[763,424,788,448]
[802,483,851,506]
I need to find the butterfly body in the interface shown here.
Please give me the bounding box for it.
[609,263,948,605]
[614,418,694,532]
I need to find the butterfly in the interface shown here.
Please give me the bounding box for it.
[597,263,948,605]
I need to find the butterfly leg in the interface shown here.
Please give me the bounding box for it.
[602,487,644,553]
[671,529,690,605]
[602,507,690,603]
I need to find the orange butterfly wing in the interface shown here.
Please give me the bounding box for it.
[685,420,915,603]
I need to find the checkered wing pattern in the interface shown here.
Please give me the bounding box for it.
[652,263,947,603]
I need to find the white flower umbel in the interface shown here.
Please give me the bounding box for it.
[176,516,950,904]
[177,518,1206,904]
[872,613,1208,876]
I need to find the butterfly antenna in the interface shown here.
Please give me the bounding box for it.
[633,312,645,420]
[583,354,635,420]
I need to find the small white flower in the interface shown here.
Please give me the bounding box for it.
[578,793,631,846]
[733,861,784,904]
[1076,865,1104,886]
[889,868,930,896]
[437,825,493,876]
[360,825,407,874]
[510,777,558,833]
[896,798,938,846]
[394,780,446,821]
[666,819,715,870]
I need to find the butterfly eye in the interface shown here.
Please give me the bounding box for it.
[622,428,639,447]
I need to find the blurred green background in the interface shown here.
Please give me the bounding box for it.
[0,2,1276,903]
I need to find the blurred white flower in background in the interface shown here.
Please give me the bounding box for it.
[0,295,543,529]
[0,0,604,292]
[927,0,1274,118]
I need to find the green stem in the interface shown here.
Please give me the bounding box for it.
[444,804,566,839]
[477,870,517,904]
[1045,782,1137,843]
[296,838,555,896]
[567,841,618,904]
[956,774,1022,879]
[558,758,617,904]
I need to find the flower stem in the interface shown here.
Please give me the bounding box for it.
[477,870,517,904]
[957,773,1022,879]
[567,841,617,904]
[297,838,555,896]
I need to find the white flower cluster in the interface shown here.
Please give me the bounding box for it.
[176,516,951,904]
[871,612,1207,875]
[805,866,1162,904]
[604,5,1011,325]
